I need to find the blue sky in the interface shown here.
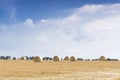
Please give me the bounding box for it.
[0,0,120,24]
[0,0,120,59]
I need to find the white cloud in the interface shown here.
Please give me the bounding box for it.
[0,25,7,31]
[37,34,48,41]
[40,19,48,23]
[24,18,34,27]
[0,3,120,58]
[79,4,104,13]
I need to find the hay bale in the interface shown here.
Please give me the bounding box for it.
[70,56,77,61]
[53,56,60,61]
[99,56,106,61]
[20,56,26,60]
[34,56,42,62]
[64,56,70,61]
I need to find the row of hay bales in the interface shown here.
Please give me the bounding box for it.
[19,56,115,62]
[64,56,77,61]
[63,56,106,61]
[18,56,77,62]
[33,56,77,62]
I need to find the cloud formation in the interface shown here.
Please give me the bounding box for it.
[0,3,120,58]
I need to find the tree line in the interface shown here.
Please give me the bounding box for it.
[0,56,119,61]
[0,56,34,60]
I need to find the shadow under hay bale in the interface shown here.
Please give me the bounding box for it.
[34,56,42,62]
[70,56,77,61]
[99,56,106,61]
[64,56,70,61]
[53,56,60,61]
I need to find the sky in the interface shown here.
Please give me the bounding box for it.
[0,0,120,59]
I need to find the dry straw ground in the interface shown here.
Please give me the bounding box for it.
[0,60,120,80]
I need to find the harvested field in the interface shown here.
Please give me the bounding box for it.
[0,60,120,80]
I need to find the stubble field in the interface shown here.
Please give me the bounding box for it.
[0,60,120,80]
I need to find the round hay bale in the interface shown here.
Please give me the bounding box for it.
[34,56,42,62]
[53,56,60,61]
[99,56,106,61]
[20,56,26,60]
[70,56,77,61]
[64,56,70,61]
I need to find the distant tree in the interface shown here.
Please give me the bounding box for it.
[61,58,63,61]
[106,58,112,61]
[29,56,34,60]
[92,59,98,61]
[77,58,83,61]
[0,56,6,60]
[43,57,52,60]
[113,59,118,61]
[6,56,11,60]
[13,57,16,60]
[85,59,90,61]
[106,58,119,61]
